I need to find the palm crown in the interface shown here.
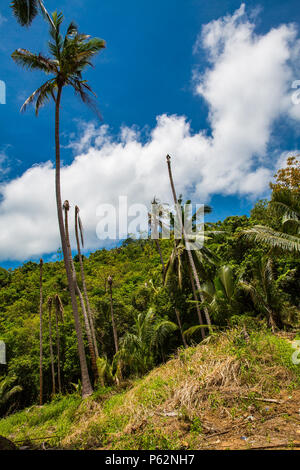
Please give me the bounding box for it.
[12,11,106,115]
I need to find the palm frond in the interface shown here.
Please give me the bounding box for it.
[11,49,57,73]
[11,0,38,26]
[240,225,300,253]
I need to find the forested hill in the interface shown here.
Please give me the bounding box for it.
[0,196,299,413]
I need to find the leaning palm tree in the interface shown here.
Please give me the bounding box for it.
[11,0,55,28]
[39,258,43,405]
[75,206,99,359]
[12,12,105,397]
[54,294,64,394]
[63,201,99,383]
[166,155,212,327]
[47,297,56,396]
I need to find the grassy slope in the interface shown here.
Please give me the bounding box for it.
[0,328,299,450]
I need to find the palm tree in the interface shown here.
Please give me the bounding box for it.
[107,276,119,354]
[75,206,99,359]
[12,12,105,397]
[63,201,99,383]
[148,197,166,275]
[54,294,64,394]
[239,257,283,332]
[47,297,56,396]
[241,189,300,253]
[11,0,55,28]
[39,258,43,405]
[199,265,239,324]
[166,155,212,327]
[164,197,218,338]
[115,308,178,375]
[0,376,22,412]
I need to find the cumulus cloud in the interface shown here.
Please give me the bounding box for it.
[1,3,300,261]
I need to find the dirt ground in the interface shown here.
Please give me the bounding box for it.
[191,389,300,450]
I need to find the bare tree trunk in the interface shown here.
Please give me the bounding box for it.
[166,154,211,327]
[175,308,188,348]
[108,277,119,353]
[47,298,56,396]
[39,259,43,406]
[55,86,93,398]
[54,295,62,394]
[63,202,99,382]
[188,265,205,339]
[154,239,165,274]
[75,206,99,359]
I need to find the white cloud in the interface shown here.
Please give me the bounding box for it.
[1,4,300,261]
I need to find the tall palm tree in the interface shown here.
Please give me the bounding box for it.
[108,276,119,354]
[12,12,105,397]
[54,294,64,394]
[63,201,99,383]
[75,205,99,359]
[166,155,212,327]
[11,0,55,28]
[47,297,56,396]
[39,258,43,405]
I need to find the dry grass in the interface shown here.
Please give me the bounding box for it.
[1,327,299,450]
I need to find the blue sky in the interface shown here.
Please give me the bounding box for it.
[0,0,300,268]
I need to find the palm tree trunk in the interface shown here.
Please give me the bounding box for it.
[166,154,211,326]
[188,265,205,339]
[55,85,93,398]
[108,278,119,353]
[63,203,99,383]
[75,207,99,359]
[48,299,56,396]
[175,308,188,348]
[37,0,56,29]
[154,239,165,274]
[54,300,62,394]
[39,259,43,406]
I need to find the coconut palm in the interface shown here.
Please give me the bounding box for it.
[39,258,43,405]
[166,155,212,327]
[239,257,284,332]
[75,205,99,359]
[47,297,56,396]
[12,12,105,397]
[164,196,219,338]
[107,276,119,354]
[63,201,98,383]
[11,0,55,28]
[54,294,64,394]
